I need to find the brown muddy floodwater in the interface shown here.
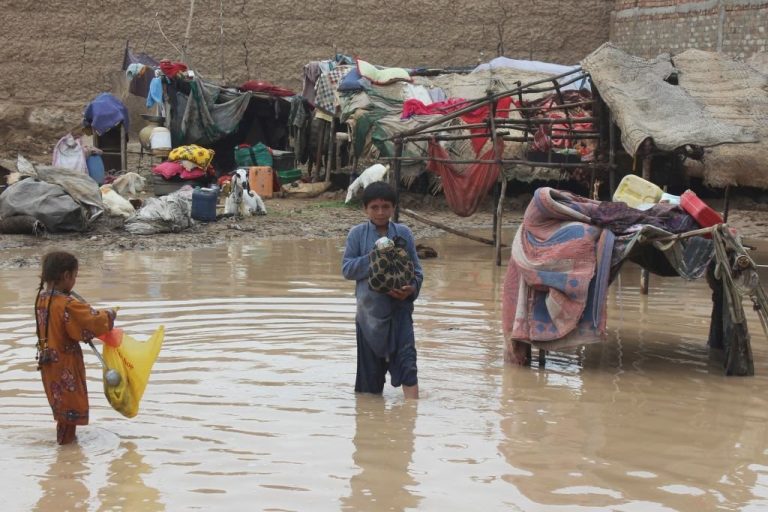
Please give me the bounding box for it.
[2,233,768,511]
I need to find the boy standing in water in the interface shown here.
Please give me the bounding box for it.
[342,182,423,398]
[34,251,117,444]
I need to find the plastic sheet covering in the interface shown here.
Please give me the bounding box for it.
[0,214,46,235]
[124,187,193,234]
[426,139,503,217]
[14,155,104,215]
[0,179,86,232]
[102,326,164,418]
[176,75,251,146]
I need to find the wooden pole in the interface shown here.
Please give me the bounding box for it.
[723,185,731,223]
[313,120,326,181]
[495,177,508,266]
[487,90,505,266]
[400,208,506,247]
[640,142,653,295]
[393,139,403,222]
[180,0,196,63]
[608,114,616,196]
[492,182,500,244]
[218,0,225,81]
[325,117,335,183]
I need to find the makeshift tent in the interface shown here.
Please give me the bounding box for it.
[582,43,768,188]
[121,46,301,175]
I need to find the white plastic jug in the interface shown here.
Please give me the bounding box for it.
[150,127,171,156]
[612,174,663,209]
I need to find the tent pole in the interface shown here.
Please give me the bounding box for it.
[487,91,504,265]
[313,120,326,181]
[393,139,403,222]
[640,144,653,295]
[325,117,335,183]
[495,177,507,266]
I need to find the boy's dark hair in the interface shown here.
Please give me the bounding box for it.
[40,251,78,288]
[362,181,397,207]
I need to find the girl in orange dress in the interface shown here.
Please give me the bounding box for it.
[34,251,116,445]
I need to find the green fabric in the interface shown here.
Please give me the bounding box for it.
[234,142,273,168]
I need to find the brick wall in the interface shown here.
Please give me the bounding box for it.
[610,0,768,59]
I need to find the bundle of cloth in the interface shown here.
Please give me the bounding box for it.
[152,144,215,181]
[502,187,711,364]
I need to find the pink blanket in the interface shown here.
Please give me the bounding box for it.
[502,188,613,348]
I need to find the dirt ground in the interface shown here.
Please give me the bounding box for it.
[4,180,768,272]
[0,188,508,269]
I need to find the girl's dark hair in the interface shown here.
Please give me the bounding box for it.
[362,181,397,207]
[40,251,78,285]
[35,251,78,365]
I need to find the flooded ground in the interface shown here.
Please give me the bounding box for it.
[2,233,768,511]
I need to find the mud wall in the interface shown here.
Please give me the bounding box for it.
[610,0,768,59]
[1,0,612,103]
[0,0,613,157]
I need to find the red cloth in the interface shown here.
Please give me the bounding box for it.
[401,98,469,119]
[530,112,594,152]
[460,97,514,154]
[240,80,295,97]
[402,96,514,155]
[159,60,188,78]
[152,161,185,179]
[426,139,504,217]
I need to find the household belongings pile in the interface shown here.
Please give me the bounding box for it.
[502,184,721,353]
[152,144,216,183]
[124,47,303,176]
[0,156,105,233]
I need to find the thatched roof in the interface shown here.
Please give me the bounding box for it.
[583,43,768,188]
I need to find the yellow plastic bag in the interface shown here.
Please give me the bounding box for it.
[102,326,164,418]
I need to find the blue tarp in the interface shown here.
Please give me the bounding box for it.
[83,93,129,135]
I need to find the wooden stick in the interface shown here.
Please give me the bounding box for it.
[642,225,720,243]
[495,177,508,266]
[181,0,196,63]
[400,208,506,247]
[393,139,403,222]
[385,156,604,168]
[325,116,335,183]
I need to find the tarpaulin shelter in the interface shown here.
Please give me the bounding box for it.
[121,46,298,175]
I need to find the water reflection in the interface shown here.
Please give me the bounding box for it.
[34,445,91,512]
[97,442,163,512]
[342,396,419,511]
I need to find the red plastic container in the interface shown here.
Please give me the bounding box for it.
[680,190,723,228]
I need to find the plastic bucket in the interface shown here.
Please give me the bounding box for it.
[86,154,105,185]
